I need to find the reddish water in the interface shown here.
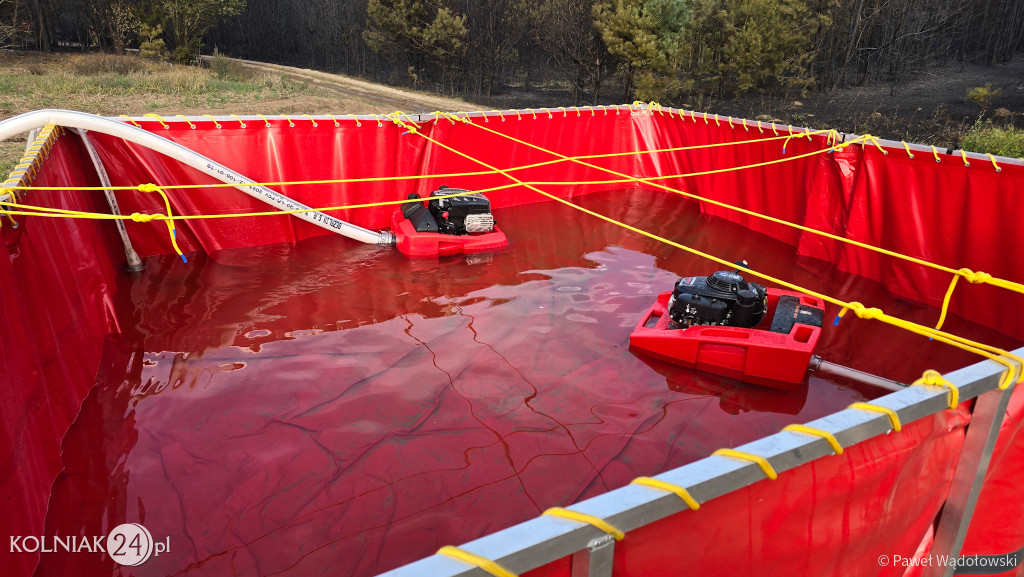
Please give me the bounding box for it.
[37,189,1018,576]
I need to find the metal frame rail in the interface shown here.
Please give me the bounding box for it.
[378,347,1024,577]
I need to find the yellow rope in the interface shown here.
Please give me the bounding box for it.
[912,370,960,409]
[436,547,517,577]
[119,115,141,128]
[542,508,624,540]
[987,154,1001,172]
[712,449,778,480]
[901,141,915,158]
[326,113,339,127]
[203,114,222,129]
[782,424,844,455]
[848,402,902,432]
[175,115,196,129]
[230,114,247,128]
[303,114,318,128]
[143,113,169,129]
[631,477,700,510]
[257,114,271,128]
[137,184,186,262]
[458,114,1024,312]
[283,114,295,128]
[386,114,1023,389]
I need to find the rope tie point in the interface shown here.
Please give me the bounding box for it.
[282,114,296,128]
[848,402,902,432]
[230,114,247,128]
[119,115,141,128]
[960,150,971,166]
[174,115,196,129]
[143,113,170,130]
[782,424,844,455]
[436,546,517,577]
[913,369,959,409]
[987,153,1001,172]
[559,106,567,117]
[902,141,915,158]
[325,113,339,128]
[202,115,222,129]
[932,145,941,163]
[631,477,700,510]
[542,507,625,540]
[137,184,186,263]
[712,448,778,480]
[257,114,271,128]
[303,114,318,128]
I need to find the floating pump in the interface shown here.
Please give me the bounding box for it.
[392,185,509,257]
[629,266,826,390]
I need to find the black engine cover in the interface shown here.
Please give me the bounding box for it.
[668,270,767,328]
[428,186,494,235]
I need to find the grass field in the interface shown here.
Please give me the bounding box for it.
[0,52,473,177]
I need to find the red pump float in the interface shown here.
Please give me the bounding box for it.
[629,269,825,390]
[392,186,508,258]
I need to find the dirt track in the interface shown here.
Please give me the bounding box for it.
[204,56,479,114]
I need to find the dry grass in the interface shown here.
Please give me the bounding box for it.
[0,52,435,180]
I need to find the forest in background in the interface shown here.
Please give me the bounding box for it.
[1,0,1022,107]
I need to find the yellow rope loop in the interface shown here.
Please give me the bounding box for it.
[369,114,382,127]
[119,115,141,128]
[257,114,271,128]
[712,448,778,480]
[901,141,915,158]
[347,114,361,127]
[143,114,169,130]
[544,108,553,119]
[436,546,517,577]
[599,105,607,115]
[703,112,709,125]
[129,212,160,223]
[727,116,735,129]
[861,135,888,155]
[689,110,696,123]
[960,150,971,167]
[912,370,960,409]
[303,114,318,128]
[741,118,748,131]
[932,145,942,162]
[848,402,902,432]
[174,115,196,129]
[491,109,505,121]
[771,122,779,136]
[202,114,222,129]
[515,109,522,121]
[137,184,186,262]
[324,113,338,127]
[987,153,1001,172]
[714,114,721,127]
[559,106,567,117]
[230,114,247,128]
[575,106,582,117]
[480,110,490,122]
[757,119,764,133]
[782,424,844,455]
[836,301,883,322]
[631,477,700,510]
[542,507,625,540]
[788,124,794,136]
[958,267,992,285]
[282,114,296,128]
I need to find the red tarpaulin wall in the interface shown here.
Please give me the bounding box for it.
[2,109,1023,576]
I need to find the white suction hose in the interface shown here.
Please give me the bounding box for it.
[74,128,145,271]
[0,110,394,245]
